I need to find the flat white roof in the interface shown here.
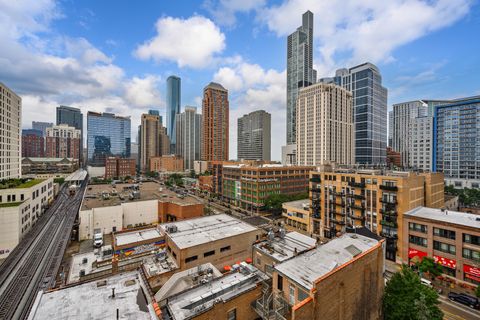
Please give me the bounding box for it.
[405,206,480,228]
[65,169,87,181]
[254,231,316,263]
[160,214,258,249]
[115,228,163,247]
[28,271,153,320]
[275,234,379,290]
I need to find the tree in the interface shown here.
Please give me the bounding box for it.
[476,285,480,298]
[417,257,443,279]
[264,192,309,215]
[383,265,443,320]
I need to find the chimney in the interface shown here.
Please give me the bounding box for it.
[112,288,115,298]
[116,308,119,319]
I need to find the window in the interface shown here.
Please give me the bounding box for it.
[289,285,295,305]
[277,274,283,291]
[409,222,427,233]
[227,309,236,320]
[297,288,309,302]
[220,245,231,252]
[463,234,480,246]
[463,248,480,262]
[433,241,456,255]
[204,250,215,257]
[185,255,198,263]
[433,228,456,240]
[409,235,427,247]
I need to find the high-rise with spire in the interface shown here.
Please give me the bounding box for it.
[286,10,316,145]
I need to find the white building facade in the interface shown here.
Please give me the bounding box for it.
[409,116,433,171]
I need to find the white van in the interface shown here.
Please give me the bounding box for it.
[420,278,433,288]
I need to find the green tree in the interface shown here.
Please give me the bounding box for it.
[264,192,309,215]
[476,285,480,298]
[417,257,443,279]
[383,266,443,320]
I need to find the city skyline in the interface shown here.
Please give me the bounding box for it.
[0,1,479,161]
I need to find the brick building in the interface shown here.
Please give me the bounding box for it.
[386,146,401,168]
[21,129,44,157]
[104,157,136,179]
[149,155,184,173]
[45,124,81,160]
[309,168,444,262]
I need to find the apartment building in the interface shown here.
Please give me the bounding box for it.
[149,155,184,173]
[296,82,354,166]
[409,116,433,171]
[309,168,444,262]
[0,82,22,179]
[403,207,480,285]
[237,110,271,161]
[104,157,136,179]
[222,163,314,212]
[22,129,44,158]
[0,178,54,258]
[282,199,312,235]
[253,233,384,320]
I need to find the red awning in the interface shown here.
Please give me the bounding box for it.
[408,248,428,259]
[433,255,456,269]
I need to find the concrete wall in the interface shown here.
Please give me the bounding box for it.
[0,204,24,258]
[123,200,158,227]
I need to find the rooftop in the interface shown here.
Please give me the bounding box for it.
[254,231,316,263]
[114,227,163,247]
[142,250,179,278]
[282,199,310,211]
[65,169,87,182]
[160,214,258,250]
[405,206,480,229]
[164,263,268,320]
[0,178,44,189]
[274,233,379,290]
[81,181,201,210]
[29,271,153,320]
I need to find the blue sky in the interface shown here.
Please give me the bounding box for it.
[0,0,479,160]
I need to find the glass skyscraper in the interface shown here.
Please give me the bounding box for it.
[286,10,316,145]
[433,96,480,184]
[324,63,388,165]
[87,112,131,166]
[56,106,83,163]
[166,75,181,152]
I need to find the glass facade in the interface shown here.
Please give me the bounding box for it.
[166,76,181,150]
[87,112,131,166]
[56,106,83,163]
[434,98,480,180]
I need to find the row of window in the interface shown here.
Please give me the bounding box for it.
[409,223,480,245]
[185,245,232,264]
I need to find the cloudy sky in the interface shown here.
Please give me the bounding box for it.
[1,0,479,160]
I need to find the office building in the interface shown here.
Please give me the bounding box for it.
[104,157,136,179]
[176,106,202,170]
[391,100,428,167]
[166,76,181,153]
[238,110,271,161]
[253,233,384,320]
[388,110,393,147]
[149,155,184,173]
[322,63,388,164]
[409,116,434,171]
[222,163,314,212]
[22,129,44,158]
[87,112,131,167]
[56,106,83,164]
[0,178,54,259]
[281,144,296,165]
[403,207,480,285]
[0,82,22,180]
[309,168,444,262]
[139,111,169,172]
[286,10,316,145]
[296,82,354,166]
[433,96,480,188]
[32,121,53,137]
[201,82,229,161]
[45,124,81,159]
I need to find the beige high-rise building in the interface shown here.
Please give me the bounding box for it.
[140,112,170,172]
[201,82,229,161]
[0,82,22,179]
[296,82,354,166]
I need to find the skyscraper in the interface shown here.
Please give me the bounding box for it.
[32,121,53,137]
[324,63,388,165]
[286,10,316,145]
[139,111,170,172]
[237,110,271,161]
[391,100,428,167]
[0,82,21,179]
[166,76,181,153]
[296,83,354,166]
[87,112,131,167]
[46,124,81,159]
[202,82,229,161]
[433,96,480,188]
[56,106,83,164]
[176,107,202,170]
[409,116,433,171]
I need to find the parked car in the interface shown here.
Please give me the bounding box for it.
[448,292,480,309]
[420,278,433,288]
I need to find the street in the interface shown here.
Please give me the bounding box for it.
[439,296,480,320]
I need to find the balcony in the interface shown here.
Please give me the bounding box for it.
[380,198,397,205]
[312,212,321,219]
[310,177,321,183]
[352,215,365,221]
[380,232,398,239]
[380,185,398,192]
[380,220,398,228]
[310,187,321,193]
[380,208,397,217]
[348,181,365,188]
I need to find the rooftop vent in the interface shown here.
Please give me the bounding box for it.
[345,244,362,257]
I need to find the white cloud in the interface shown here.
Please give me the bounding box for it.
[135,16,226,68]
[204,0,266,26]
[260,0,472,75]
[124,75,163,108]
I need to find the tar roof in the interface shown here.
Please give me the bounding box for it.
[254,231,316,263]
[274,234,379,290]
[405,206,480,229]
[114,227,163,246]
[161,214,258,249]
[28,271,152,320]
